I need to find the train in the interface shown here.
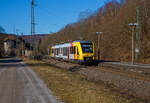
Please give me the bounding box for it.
[50,40,95,63]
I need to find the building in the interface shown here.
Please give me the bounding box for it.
[4,38,16,56]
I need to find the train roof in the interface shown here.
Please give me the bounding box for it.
[51,40,93,48]
[73,40,92,43]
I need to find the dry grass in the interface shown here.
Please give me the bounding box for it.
[24,59,144,103]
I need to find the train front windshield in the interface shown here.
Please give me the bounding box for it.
[81,43,93,53]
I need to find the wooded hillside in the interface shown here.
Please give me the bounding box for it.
[41,0,150,63]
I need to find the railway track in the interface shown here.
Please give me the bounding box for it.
[43,56,150,77]
[42,56,150,102]
[100,61,150,76]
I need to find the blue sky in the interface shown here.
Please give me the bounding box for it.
[0,0,109,35]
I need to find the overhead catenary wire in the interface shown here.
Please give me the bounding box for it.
[26,0,106,34]
[26,0,70,24]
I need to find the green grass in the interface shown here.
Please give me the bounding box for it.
[24,59,144,103]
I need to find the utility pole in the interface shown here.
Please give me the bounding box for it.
[96,32,103,61]
[131,26,135,64]
[16,29,19,47]
[31,0,35,58]
[128,23,137,64]
[135,7,141,63]
[21,33,24,57]
[16,29,19,56]
[98,34,100,60]
[128,8,141,64]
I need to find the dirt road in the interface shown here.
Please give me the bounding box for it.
[0,58,63,103]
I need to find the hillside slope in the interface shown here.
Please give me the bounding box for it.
[41,0,150,64]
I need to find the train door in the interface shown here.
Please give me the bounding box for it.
[68,47,70,61]
[73,46,76,60]
[76,46,79,59]
[74,46,79,60]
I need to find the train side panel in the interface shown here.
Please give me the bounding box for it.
[50,40,95,62]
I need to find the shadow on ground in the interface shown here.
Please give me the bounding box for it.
[0,58,22,63]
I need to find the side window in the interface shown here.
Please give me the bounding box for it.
[66,47,68,56]
[61,48,63,54]
[58,48,59,55]
[77,47,79,55]
[63,47,67,56]
[56,48,58,55]
[63,47,65,56]
[70,47,73,54]
[54,49,56,55]
[59,48,60,54]
[74,46,76,54]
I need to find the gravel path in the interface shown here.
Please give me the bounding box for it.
[0,58,63,103]
[79,68,150,101]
